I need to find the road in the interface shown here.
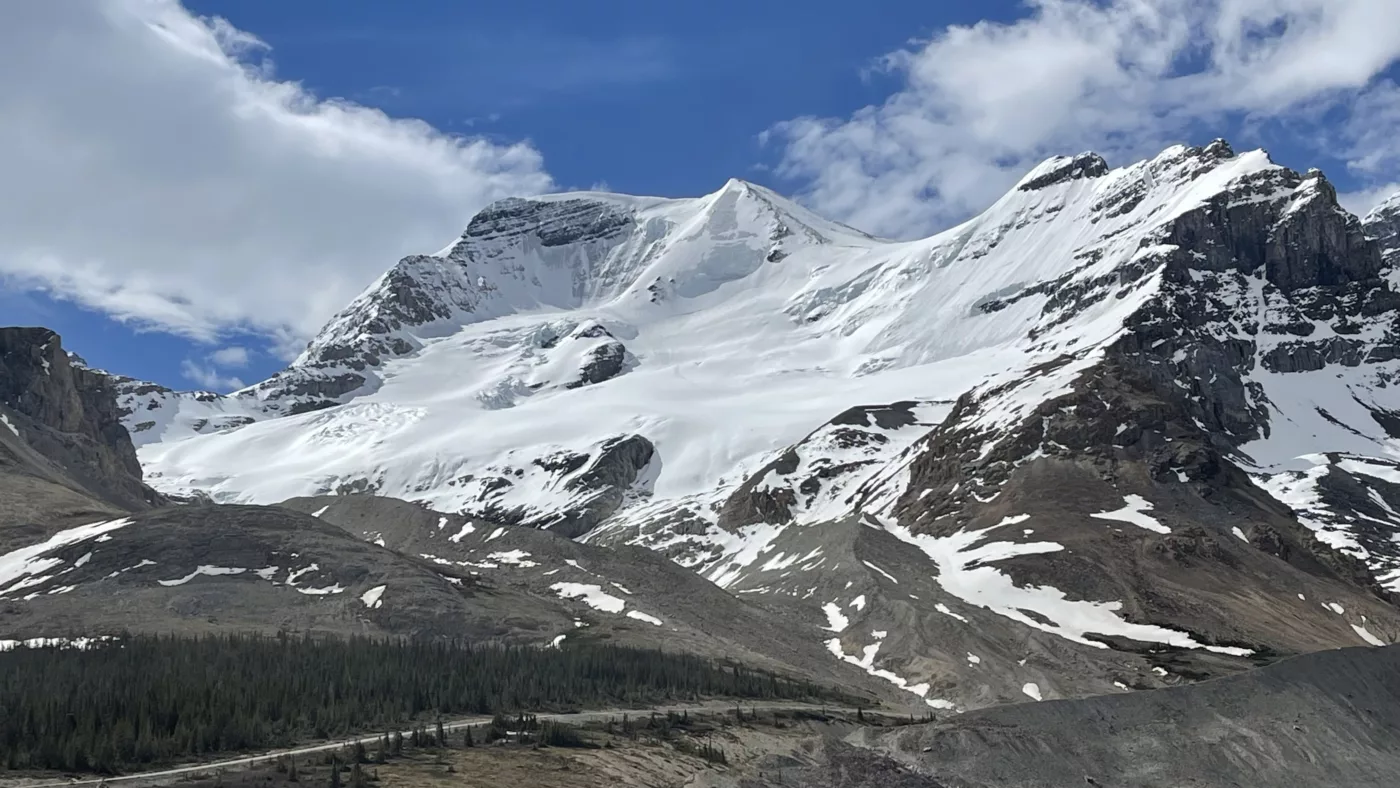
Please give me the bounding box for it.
[14,701,860,788]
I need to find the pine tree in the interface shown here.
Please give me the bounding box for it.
[329,758,342,788]
[463,728,474,748]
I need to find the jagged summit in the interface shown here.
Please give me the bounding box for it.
[1014,151,1110,191]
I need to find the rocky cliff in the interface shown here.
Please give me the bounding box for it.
[0,328,161,513]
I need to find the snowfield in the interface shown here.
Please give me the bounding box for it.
[141,147,1320,523]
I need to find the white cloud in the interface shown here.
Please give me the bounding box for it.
[0,1,553,349]
[180,360,245,392]
[209,346,251,368]
[1340,183,1400,218]
[769,0,1400,239]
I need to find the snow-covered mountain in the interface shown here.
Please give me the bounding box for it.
[118,140,1400,709]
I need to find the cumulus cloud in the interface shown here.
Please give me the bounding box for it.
[0,1,553,352]
[769,0,1400,239]
[1339,182,1400,217]
[180,360,245,392]
[209,346,251,368]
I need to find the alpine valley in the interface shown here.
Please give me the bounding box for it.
[7,140,1400,781]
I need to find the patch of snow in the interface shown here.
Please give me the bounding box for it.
[1090,495,1170,534]
[449,521,476,543]
[549,634,567,648]
[849,594,867,611]
[821,602,851,632]
[285,564,320,586]
[0,413,17,436]
[826,630,954,709]
[485,527,506,542]
[358,585,386,610]
[0,518,132,598]
[297,584,346,596]
[360,584,387,608]
[157,565,247,587]
[879,516,1251,655]
[104,558,157,579]
[966,653,981,665]
[551,582,626,613]
[0,636,112,651]
[862,561,899,583]
[626,610,663,626]
[1326,602,1346,615]
[1353,621,1386,647]
[1022,683,1043,701]
[487,550,539,567]
[935,603,968,623]
[1231,527,1248,542]
[310,505,329,518]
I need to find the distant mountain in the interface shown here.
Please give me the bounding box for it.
[23,140,1400,712]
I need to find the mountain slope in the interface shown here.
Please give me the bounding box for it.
[273,493,912,702]
[123,142,1400,711]
[740,644,1400,788]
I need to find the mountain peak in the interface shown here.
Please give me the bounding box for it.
[1015,151,1110,192]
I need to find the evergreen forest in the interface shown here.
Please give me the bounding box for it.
[0,633,846,774]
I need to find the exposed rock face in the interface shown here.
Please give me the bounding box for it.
[242,197,644,413]
[450,435,656,540]
[1017,151,1110,192]
[0,328,160,511]
[717,402,936,531]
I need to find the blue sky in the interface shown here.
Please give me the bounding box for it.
[3,0,1400,391]
[177,0,1012,198]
